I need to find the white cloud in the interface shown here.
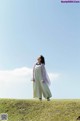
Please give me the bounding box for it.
[49,73,60,81]
[0,67,32,83]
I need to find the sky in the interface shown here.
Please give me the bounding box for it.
[0,0,80,99]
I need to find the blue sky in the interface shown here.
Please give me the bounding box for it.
[0,0,80,99]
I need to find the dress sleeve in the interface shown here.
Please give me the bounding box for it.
[41,64,51,85]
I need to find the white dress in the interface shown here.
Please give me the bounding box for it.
[33,64,52,99]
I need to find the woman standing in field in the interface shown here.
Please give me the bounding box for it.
[32,55,52,101]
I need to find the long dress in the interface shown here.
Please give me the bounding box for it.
[33,63,52,99]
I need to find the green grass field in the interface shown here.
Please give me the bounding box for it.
[0,99,80,121]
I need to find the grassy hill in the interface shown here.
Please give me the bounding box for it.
[0,99,80,121]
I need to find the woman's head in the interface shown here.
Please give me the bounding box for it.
[37,55,45,65]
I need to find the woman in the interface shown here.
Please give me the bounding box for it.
[32,55,52,101]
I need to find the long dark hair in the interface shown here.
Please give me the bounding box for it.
[40,55,45,65]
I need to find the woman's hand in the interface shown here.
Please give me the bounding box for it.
[42,80,45,83]
[31,79,35,82]
[33,79,35,82]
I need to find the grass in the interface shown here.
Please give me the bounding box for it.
[0,99,80,121]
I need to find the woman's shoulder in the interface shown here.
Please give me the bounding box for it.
[41,63,45,67]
